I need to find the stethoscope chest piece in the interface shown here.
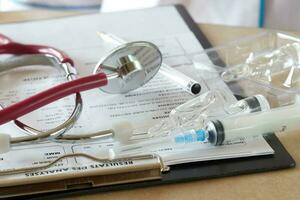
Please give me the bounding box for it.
[94,41,163,94]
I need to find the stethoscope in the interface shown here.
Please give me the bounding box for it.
[0,33,162,152]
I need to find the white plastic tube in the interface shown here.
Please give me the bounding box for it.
[160,64,201,95]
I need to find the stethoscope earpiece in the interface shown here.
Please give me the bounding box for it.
[111,121,134,144]
[108,121,133,160]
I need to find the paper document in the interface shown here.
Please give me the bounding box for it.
[0,6,273,184]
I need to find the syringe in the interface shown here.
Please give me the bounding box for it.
[204,96,300,146]
[109,94,270,158]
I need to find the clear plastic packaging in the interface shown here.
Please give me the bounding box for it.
[148,90,270,138]
[192,32,300,107]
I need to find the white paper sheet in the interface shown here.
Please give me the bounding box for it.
[0,6,273,183]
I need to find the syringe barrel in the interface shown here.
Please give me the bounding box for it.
[206,102,300,145]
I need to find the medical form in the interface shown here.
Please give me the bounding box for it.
[0,6,273,184]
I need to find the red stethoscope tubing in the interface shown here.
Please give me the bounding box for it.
[0,34,108,126]
[0,34,73,65]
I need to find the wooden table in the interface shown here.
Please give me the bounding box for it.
[1,10,300,200]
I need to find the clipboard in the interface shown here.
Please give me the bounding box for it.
[1,4,295,199]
